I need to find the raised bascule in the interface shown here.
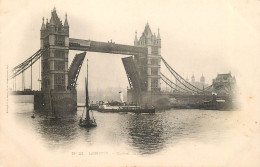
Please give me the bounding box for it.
[8,8,236,114]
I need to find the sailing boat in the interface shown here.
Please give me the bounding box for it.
[79,59,97,128]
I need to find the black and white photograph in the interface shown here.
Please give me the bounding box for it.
[1,0,260,166]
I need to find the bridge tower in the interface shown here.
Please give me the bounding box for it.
[134,23,161,92]
[41,8,69,90]
[40,8,76,113]
[125,23,169,108]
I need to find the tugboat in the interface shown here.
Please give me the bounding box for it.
[79,59,97,128]
[199,94,232,110]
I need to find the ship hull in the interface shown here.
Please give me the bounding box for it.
[79,120,97,128]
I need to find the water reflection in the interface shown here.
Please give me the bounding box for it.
[11,103,233,155]
[125,110,215,154]
[35,114,79,149]
[78,125,97,143]
[126,114,166,154]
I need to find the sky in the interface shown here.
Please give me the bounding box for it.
[1,0,260,96]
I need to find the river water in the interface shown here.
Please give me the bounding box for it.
[1,102,260,166]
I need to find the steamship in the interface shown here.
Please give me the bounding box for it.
[96,91,155,114]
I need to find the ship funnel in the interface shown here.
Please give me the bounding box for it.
[119,91,124,103]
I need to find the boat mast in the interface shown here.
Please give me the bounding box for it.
[86,59,90,121]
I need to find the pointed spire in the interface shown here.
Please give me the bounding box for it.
[41,17,45,30]
[50,6,58,26]
[157,28,161,39]
[146,21,149,27]
[135,31,138,41]
[144,22,152,36]
[134,31,139,46]
[154,32,157,39]
[50,16,55,26]
[153,32,157,43]
[191,73,195,83]
[200,73,205,83]
[64,13,69,27]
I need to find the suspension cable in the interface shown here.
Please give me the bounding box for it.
[161,57,203,93]
[9,47,49,80]
[12,49,42,71]
[204,84,213,90]
[160,73,191,93]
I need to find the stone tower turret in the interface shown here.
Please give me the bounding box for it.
[157,28,161,47]
[200,73,205,84]
[64,13,69,34]
[40,17,46,49]
[191,74,195,83]
[41,8,69,91]
[134,31,138,46]
[135,23,161,92]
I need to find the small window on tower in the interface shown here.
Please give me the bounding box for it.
[55,35,65,46]
[151,59,158,65]
[151,68,158,75]
[55,50,65,58]
[151,46,158,55]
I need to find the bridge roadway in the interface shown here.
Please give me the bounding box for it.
[9,90,41,96]
[69,38,147,55]
[9,90,227,100]
[10,90,208,98]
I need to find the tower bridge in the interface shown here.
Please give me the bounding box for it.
[69,38,148,55]
[8,8,232,113]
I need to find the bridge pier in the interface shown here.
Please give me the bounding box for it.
[41,89,77,114]
[34,92,44,111]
